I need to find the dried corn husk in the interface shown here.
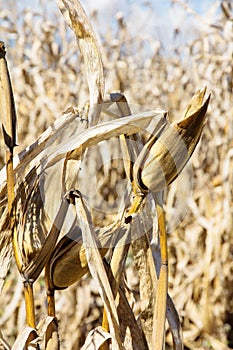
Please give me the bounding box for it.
[134,89,210,193]
[48,221,122,289]
[0,41,17,149]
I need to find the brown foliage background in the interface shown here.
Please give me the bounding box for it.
[0,0,232,349]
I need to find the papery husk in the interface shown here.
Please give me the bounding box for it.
[0,41,17,149]
[0,42,18,288]
[137,89,210,192]
[49,237,108,290]
[48,218,124,289]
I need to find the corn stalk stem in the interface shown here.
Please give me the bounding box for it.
[100,308,109,350]
[156,204,168,265]
[45,289,59,350]
[24,281,36,328]
[152,204,168,350]
[101,307,109,332]
[47,290,56,317]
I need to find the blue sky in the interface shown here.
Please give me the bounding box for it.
[16,0,219,26]
[81,0,220,53]
[9,0,220,54]
[18,0,217,15]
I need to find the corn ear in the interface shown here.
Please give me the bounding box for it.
[136,89,210,193]
[0,41,17,149]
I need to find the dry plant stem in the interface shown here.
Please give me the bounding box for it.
[101,232,131,346]
[24,280,36,328]
[47,289,56,317]
[45,274,58,347]
[100,312,110,350]
[101,309,109,350]
[152,203,168,350]
[1,42,17,230]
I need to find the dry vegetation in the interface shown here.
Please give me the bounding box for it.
[0,0,232,349]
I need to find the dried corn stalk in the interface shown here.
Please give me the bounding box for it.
[0,0,222,348]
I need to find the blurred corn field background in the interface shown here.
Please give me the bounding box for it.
[0,0,232,349]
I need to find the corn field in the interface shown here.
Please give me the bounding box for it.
[0,0,232,349]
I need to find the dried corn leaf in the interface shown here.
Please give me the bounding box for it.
[11,325,39,350]
[73,190,122,349]
[166,294,183,350]
[0,108,80,197]
[56,0,104,124]
[0,329,11,350]
[37,316,60,350]
[45,320,59,350]
[80,326,112,350]
[0,224,12,292]
[204,334,229,350]
[0,109,164,200]
[117,287,149,350]
[66,110,165,161]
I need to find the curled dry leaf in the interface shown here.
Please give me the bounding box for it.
[37,316,59,350]
[166,294,183,350]
[66,110,165,161]
[80,326,112,350]
[11,325,39,350]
